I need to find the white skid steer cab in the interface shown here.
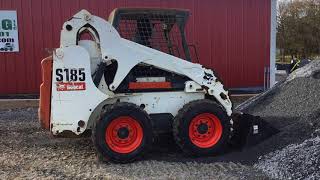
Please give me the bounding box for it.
[39,8,278,163]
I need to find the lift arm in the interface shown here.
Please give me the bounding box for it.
[58,10,232,116]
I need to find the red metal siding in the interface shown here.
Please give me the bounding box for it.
[0,0,271,94]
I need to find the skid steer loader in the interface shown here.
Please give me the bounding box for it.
[39,8,277,163]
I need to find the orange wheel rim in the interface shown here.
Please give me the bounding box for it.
[105,116,143,154]
[188,113,223,148]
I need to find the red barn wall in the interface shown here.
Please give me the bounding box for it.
[0,0,272,95]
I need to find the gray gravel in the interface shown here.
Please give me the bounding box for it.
[0,108,267,180]
[235,60,320,179]
[254,135,320,179]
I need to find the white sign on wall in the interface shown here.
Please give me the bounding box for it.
[0,11,19,52]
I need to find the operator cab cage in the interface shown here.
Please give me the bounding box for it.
[108,8,197,62]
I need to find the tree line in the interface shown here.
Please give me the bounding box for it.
[277,0,320,62]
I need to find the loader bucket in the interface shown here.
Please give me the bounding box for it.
[230,113,280,149]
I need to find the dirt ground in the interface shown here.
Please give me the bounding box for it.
[0,107,268,180]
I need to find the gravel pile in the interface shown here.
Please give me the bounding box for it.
[254,135,320,179]
[0,108,267,179]
[235,60,320,179]
[237,60,320,142]
[238,60,320,115]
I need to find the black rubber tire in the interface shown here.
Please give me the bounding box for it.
[173,99,232,156]
[92,102,154,163]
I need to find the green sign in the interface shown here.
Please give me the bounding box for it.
[0,11,19,52]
